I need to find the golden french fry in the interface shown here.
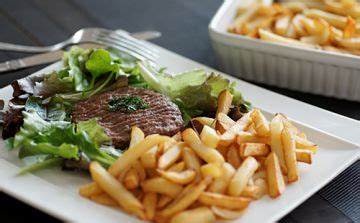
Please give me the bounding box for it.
[158,178,211,218]
[157,195,173,209]
[143,192,157,221]
[170,207,216,223]
[215,112,236,134]
[79,182,103,197]
[296,149,313,164]
[344,16,356,39]
[192,117,216,128]
[89,162,145,218]
[172,132,182,142]
[253,170,266,180]
[251,109,270,136]
[229,4,260,33]
[282,127,299,183]
[237,132,270,144]
[282,2,307,13]
[259,28,311,47]
[183,147,201,173]
[157,169,196,185]
[226,144,242,169]
[140,146,158,169]
[200,163,222,178]
[228,156,259,196]
[265,153,286,198]
[158,143,183,169]
[208,163,236,194]
[241,178,267,199]
[275,15,291,36]
[200,125,220,148]
[216,90,233,116]
[335,36,360,49]
[219,112,252,147]
[270,114,287,174]
[198,192,250,210]
[239,143,270,158]
[90,193,118,206]
[210,206,246,220]
[341,0,356,9]
[300,16,323,35]
[295,135,318,153]
[292,14,308,36]
[168,161,186,172]
[124,168,140,190]
[182,128,225,165]
[132,160,146,181]
[141,177,183,198]
[325,1,360,18]
[304,9,347,29]
[129,126,145,148]
[109,135,170,176]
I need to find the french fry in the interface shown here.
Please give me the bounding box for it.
[335,37,360,49]
[325,1,360,18]
[108,135,170,176]
[229,3,260,33]
[182,128,225,165]
[200,163,223,178]
[168,161,186,172]
[183,147,201,173]
[170,207,216,223]
[157,195,173,209]
[296,149,313,164]
[226,144,242,169]
[79,182,103,197]
[132,160,146,181]
[208,163,236,194]
[259,28,311,47]
[198,192,250,210]
[241,178,267,199]
[253,170,266,180]
[143,192,157,220]
[304,9,347,29]
[157,169,196,185]
[89,162,145,218]
[141,177,183,198]
[158,143,183,169]
[158,178,211,218]
[270,115,287,174]
[216,90,233,116]
[250,109,270,136]
[140,146,158,169]
[129,126,145,148]
[210,206,246,220]
[228,156,259,196]
[192,117,216,128]
[90,193,118,206]
[200,125,220,148]
[292,14,308,36]
[219,112,252,147]
[237,132,270,144]
[282,2,307,13]
[281,127,299,183]
[300,16,323,35]
[265,153,286,198]
[124,168,140,189]
[344,16,356,39]
[172,132,182,142]
[275,15,291,36]
[239,143,270,158]
[295,135,318,153]
[215,112,236,134]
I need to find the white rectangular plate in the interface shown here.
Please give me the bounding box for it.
[0,44,359,223]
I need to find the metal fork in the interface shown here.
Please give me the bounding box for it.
[0,28,158,62]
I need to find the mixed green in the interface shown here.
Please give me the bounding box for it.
[1,46,251,174]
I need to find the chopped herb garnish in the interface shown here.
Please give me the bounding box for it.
[108,96,149,112]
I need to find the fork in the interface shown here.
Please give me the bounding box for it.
[0,28,158,62]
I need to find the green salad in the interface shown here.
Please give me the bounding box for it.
[1,46,251,174]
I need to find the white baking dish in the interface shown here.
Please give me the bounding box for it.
[209,0,360,101]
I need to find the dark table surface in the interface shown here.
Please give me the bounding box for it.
[0,0,359,222]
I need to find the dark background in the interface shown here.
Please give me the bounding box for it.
[0,0,358,222]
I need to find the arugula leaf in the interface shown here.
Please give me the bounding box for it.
[77,119,111,146]
[85,49,119,79]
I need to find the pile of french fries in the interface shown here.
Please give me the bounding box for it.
[228,0,360,56]
[79,89,318,223]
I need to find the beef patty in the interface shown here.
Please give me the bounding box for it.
[72,87,183,148]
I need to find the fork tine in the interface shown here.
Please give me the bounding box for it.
[97,36,158,62]
[99,33,158,59]
[99,29,158,54]
[97,39,156,62]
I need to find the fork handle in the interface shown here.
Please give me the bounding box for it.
[0,42,58,53]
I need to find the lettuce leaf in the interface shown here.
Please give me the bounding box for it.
[12,111,115,171]
[137,61,251,124]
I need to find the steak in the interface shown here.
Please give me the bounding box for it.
[72,87,183,148]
